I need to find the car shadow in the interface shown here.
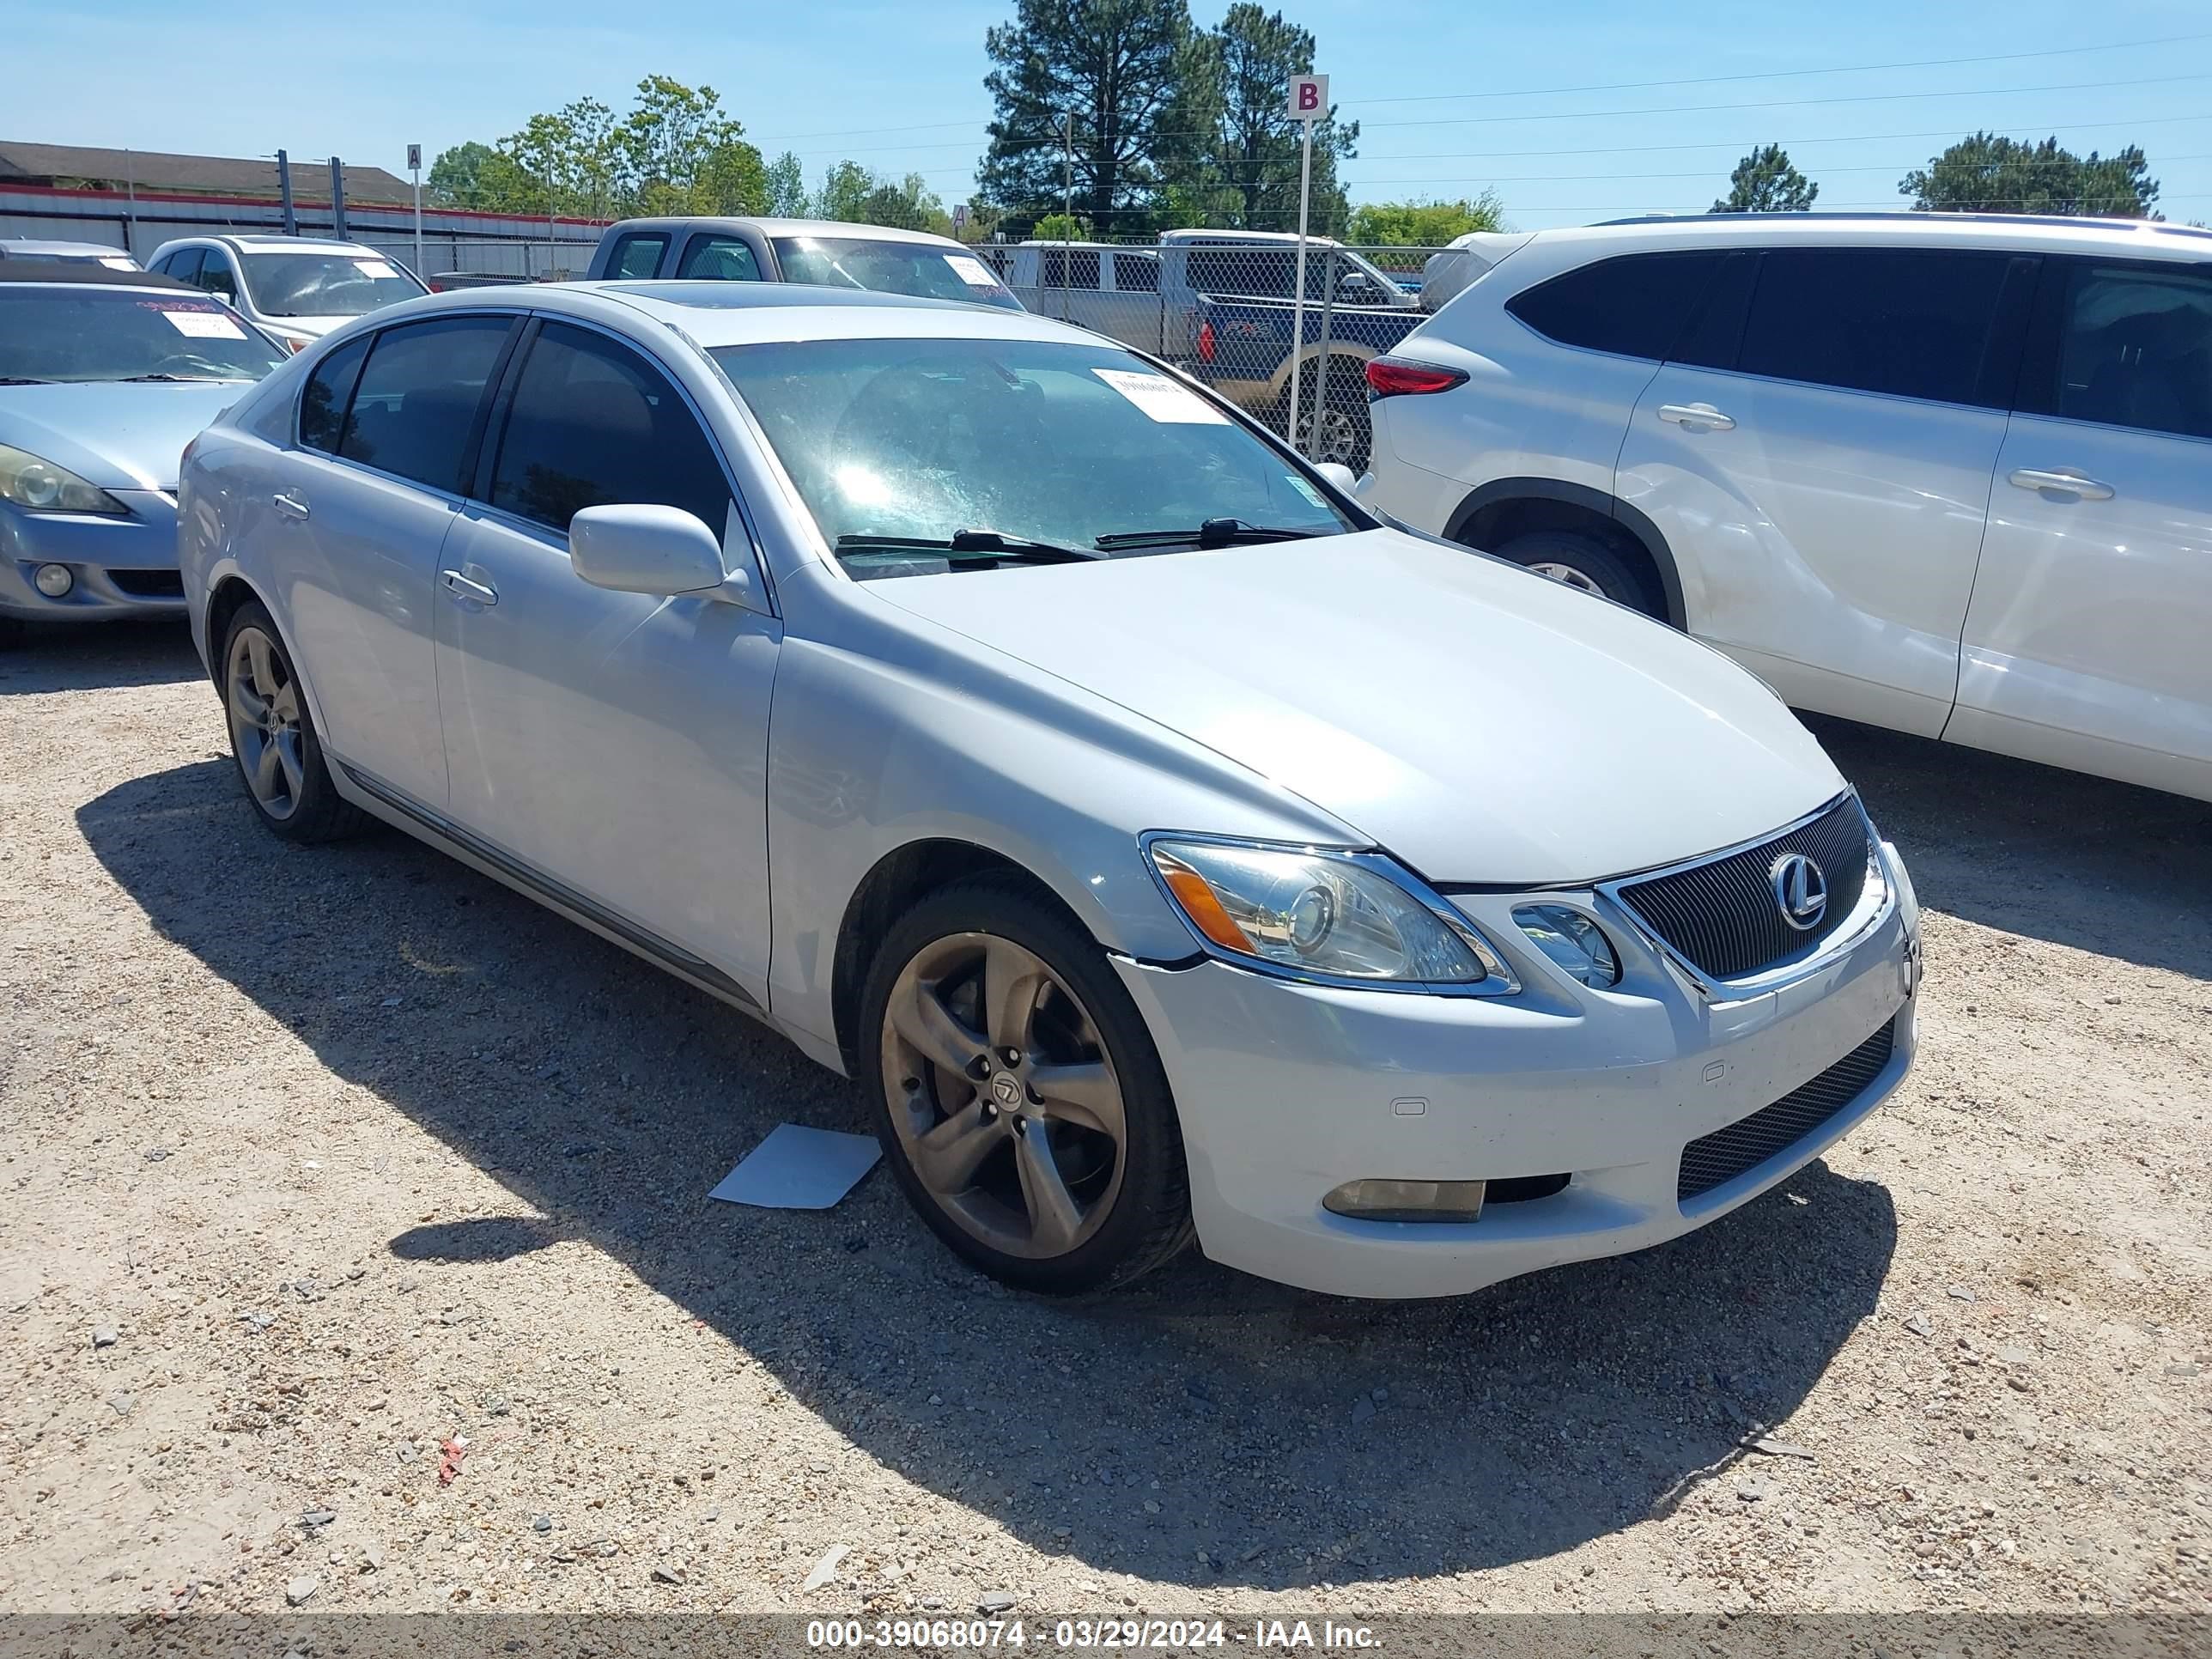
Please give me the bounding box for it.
[80,757,1896,1588]
[0,619,204,696]
[1804,714,2212,981]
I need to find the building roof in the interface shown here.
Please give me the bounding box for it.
[0,140,413,205]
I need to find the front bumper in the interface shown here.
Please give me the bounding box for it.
[1115,838,1920,1299]
[0,491,186,622]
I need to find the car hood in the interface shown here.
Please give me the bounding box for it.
[873,530,1844,884]
[0,380,252,491]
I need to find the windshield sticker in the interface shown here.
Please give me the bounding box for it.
[161,309,247,339]
[353,259,400,280]
[99,257,137,271]
[1285,472,1331,509]
[944,253,1002,289]
[1092,368,1229,424]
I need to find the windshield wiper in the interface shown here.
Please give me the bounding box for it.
[0,376,56,385]
[114,373,235,383]
[1094,518,1319,551]
[836,530,1103,564]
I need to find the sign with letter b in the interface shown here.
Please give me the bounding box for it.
[1286,74,1328,122]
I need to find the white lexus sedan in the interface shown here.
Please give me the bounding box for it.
[178,283,1921,1298]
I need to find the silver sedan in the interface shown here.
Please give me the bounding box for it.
[179,283,1917,1297]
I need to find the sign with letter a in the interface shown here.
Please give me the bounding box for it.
[1287,74,1328,122]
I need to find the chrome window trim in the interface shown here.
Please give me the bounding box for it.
[1135,829,1521,999]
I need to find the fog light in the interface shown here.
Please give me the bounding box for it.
[1324,1177,1486,1223]
[33,563,74,598]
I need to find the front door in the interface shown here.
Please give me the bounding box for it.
[267,313,517,808]
[432,319,780,1005]
[1617,245,2037,738]
[1951,255,2212,799]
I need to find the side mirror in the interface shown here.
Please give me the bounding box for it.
[1313,461,1360,495]
[569,503,732,598]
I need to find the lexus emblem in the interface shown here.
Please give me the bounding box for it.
[1771,853,1828,931]
[989,1072,1024,1107]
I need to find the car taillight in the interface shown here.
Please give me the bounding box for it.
[1364,357,1467,398]
[1197,320,1215,363]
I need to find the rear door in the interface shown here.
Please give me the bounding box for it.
[264,313,519,809]
[432,317,780,1004]
[1949,255,2212,798]
[1616,244,2035,737]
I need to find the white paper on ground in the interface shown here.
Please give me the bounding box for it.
[708,1123,880,1210]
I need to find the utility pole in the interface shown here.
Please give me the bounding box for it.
[276,149,297,235]
[329,156,348,240]
[124,149,137,259]
[1060,111,1074,322]
[408,143,424,279]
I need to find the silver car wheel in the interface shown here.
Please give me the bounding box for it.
[880,931,1127,1261]
[226,625,307,820]
[1528,561,1606,597]
[1291,401,1362,467]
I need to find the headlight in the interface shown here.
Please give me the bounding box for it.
[1512,904,1621,988]
[1146,837,1517,992]
[0,443,127,514]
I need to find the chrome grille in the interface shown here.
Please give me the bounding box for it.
[1616,798,1870,981]
[1677,1018,1897,1203]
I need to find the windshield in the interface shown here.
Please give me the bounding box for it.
[711,337,1355,577]
[241,252,428,318]
[0,289,288,383]
[769,237,1023,311]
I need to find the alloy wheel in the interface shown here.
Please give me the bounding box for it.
[1291,401,1364,468]
[1527,561,1607,597]
[226,625,307,820]
[879,931,1127,1260]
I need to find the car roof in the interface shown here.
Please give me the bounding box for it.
[0,263,191,290]
[604,216,972,250]
[153,234,388,256]
[1157,228,1347,249]
[1522,211,2212,261]
[0,238,132,257]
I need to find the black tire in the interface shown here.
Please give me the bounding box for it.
[0,616,25,651]
[859,874,1194,1295]
[1488,528,1662,618]
[1279,361,1373,474]
[218,599,368,843]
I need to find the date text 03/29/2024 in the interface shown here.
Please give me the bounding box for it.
[805,1618,1382,1649]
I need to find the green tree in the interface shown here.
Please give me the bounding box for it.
[1900,132,2159,217]
[1030,211,1091,241]
[764,151,808,217]
[813,161,876,222]
[500,96,622,219]
[1347,193,1504,246]
[979,0,1193,230]
[426,141,508,208]
[618,75,765,216]
[1183,4,1357,232]
[1713,144,1818,213]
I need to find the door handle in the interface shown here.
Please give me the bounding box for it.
[272,493,310,521]
[439,568,498,606]
[1656,403,1735,431]
[2008,467,2114,501]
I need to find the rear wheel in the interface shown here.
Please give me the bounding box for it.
[220,600,367,843]
[1489,529,1661,617]
[860,877,1192,1294]
[1282,361,1372,473]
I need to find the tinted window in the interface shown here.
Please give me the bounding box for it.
[1187,247,1293,298]
[1737,248,2015,405]
[165,248,204,287]
[299,335,371,453]
[1507,252,1723,361]
[337,316,512,492]
[1042,249,1101,290]
[1114,252,1159,294]
[675,234,762,281]
[198,251,239,302]
[488,322,732,535]
[605,233,668,280]
[2043,260,2212,441]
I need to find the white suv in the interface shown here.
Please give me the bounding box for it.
[1361,213,2212,804]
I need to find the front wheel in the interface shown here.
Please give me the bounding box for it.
[1488,529,1662,618]
[859,877,1193,1294]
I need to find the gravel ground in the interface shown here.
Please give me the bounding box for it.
[2,621,2207,1623]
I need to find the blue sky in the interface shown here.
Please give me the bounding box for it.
[12,0,2211,230]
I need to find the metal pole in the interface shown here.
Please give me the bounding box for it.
[277,149,296,235]
[1060,111,1074,323]
[124,149,137,258]
[1285,121,1315,457]
[329,156,347,239]
[1310,247,1339,461]
[410,145,424,279]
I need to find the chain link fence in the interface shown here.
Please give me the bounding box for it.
[995,239,1454,471]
